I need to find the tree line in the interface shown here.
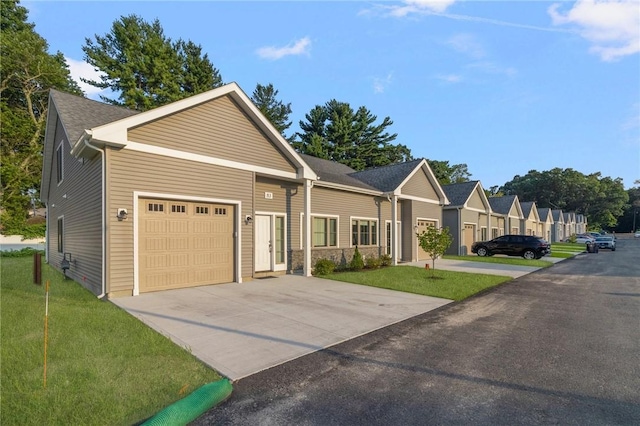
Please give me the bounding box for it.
[1,3,635,235]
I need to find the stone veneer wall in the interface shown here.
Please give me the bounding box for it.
[288,246,385,272]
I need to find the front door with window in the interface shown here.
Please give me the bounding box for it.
[255,214,286,272]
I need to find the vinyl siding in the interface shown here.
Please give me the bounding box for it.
[467,189,485,210]
[128,95,297,174]
[254,176,303,255]
[46,116,103,295]
[401,168,439,200]
[310,186,389,249]
[407,200,442,261]
[106,148,254,295]
[442,209,460,255]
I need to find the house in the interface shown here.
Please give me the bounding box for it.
[564,212,576,238]
[488,195,524,236]
[41,83,448,298]
[576,214,587,234]
[519,201,541,236]
[441,181,493,255]
[537,208,554,242]
[551,209,565,242]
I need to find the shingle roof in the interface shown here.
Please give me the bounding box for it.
[551,209,564,222]
[538,207,552,222]
[299,154,379,191]
[442,181,479,207]
[348,158,424,192]
[488,195,518,215]
[50,89,139,144]
[520,201,535,217]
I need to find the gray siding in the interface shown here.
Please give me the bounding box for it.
[443,209,459,255]
[128,95,297,174]
[106,148,254,295]
[46,116,103,295]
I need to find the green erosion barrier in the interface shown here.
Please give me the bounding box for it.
[142,378,233,426]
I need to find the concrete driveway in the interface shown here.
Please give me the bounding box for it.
[112,275,451,380]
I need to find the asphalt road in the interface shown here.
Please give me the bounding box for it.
[195,237,640,425]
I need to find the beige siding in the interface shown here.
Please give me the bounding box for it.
[106,148,254,295]
[309,186,389,249]
[128,95,297,174]
[401,168,439,200]
[467,188,486,210]
[46,117,103,295]
[408,201,442,261]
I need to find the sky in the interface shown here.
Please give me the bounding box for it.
[24,0,640,190]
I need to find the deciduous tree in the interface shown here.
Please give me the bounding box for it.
[416,226,453,274]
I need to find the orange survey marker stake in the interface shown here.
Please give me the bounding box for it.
[43,280,50,389]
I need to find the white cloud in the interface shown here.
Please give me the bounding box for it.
[387,0,457,17]
[65,57,105,98]
[548,0,640,61]
[447,33,485,58]
[435,74,463,83]
[372,72,394,93]
[256,37,311,60]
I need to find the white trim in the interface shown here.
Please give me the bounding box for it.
[255,211,288,272]
[313,180,382,196]
[349,216,380,248]
[395,160,450,205]
[385,220,402,259]
[395,193,443,204]
[133,191,242,296]
[461,206,488,213]
[124,141,299,180]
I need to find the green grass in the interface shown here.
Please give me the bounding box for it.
[443,255,553,268]
[1,256,220,426]
[549,251,575,258]
[322,266,512,301]
[551,242,586,253]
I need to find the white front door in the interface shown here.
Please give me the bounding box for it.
[255,214,271,271]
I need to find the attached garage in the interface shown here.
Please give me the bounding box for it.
[138,198,235,293]
[416,219,437,260]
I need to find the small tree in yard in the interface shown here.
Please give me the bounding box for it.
[416,226,453,275]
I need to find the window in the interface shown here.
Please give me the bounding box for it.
[171,204,186,213]
[214,207,227,215]
[275,216,285,264]
[312,217,337,247]
[57,217,64,253]
[148,203,165,213]
[195,206,209,215]
[56,143,64,184]
[492,228,499,239]
[352,219,377,247]
[481,227,487,241]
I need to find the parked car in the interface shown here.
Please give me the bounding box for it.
[471,235,551,260]
[574,234,596,244]
[587,232,601,239]
[635,231,640,238]
[595,236,616,251]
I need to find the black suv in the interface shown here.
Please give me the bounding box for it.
[471,235,550,260]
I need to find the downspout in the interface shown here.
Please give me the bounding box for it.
[84,138,106,299]
[457,206,463,256]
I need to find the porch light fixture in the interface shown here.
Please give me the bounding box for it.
[117,208,128,221]
[245,215,253,225]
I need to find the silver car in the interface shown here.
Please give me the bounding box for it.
[595,236,616,251]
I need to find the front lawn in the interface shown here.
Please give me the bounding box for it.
[551,242,586,253]
[443,255,553,268]
[1,256,220,426]
[322,266,511,301]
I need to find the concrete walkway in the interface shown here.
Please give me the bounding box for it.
[404,256,566,278]
[112,275,451,380]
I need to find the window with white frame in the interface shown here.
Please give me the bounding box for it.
[480,227,487,241]
[56,143,64,184]
[352,218,378,247]
[492,227,499,239]
[57,217,64,253]
[312,216,337,248]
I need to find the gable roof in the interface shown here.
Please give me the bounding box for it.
[488,194,522,218]
[349,159,423,192]
[299,154,379,192]
[551,209,564,223]
[441,181,490,211]
[538,207,553,222]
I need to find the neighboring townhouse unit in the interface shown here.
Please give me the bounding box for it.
[41,83,448,298]
[564,212,577,238]
[442,181,493,255]
[576,214,587,234]
[488,195,524,236]
[551,209,565,242]
[519,201,541,236]
[538,208,554,242]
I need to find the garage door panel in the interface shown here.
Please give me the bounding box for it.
[139,198,234,293]
[417,220,436,261]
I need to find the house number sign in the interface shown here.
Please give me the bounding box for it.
[264,192,273,199]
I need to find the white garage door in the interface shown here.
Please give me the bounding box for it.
[138,198,234,293]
